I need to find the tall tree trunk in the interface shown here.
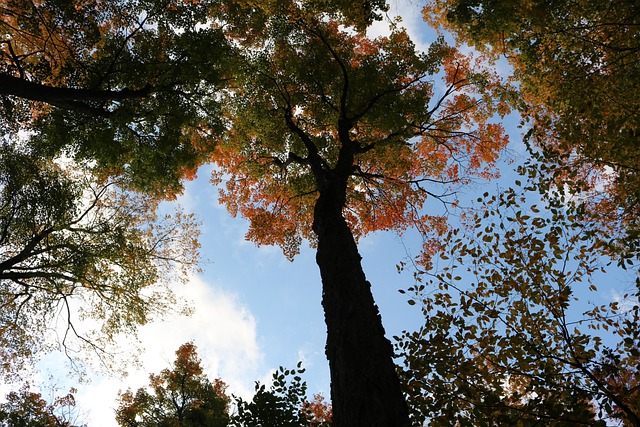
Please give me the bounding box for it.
[313,189,410,427]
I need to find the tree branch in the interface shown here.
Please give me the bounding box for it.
[0,73,152,115]
[284,110,328,183]
[0,226,54,272]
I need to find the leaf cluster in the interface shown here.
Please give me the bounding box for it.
[116,342,230,427]
[1,0,230,195]
[116,343,331,427]
[213,9,510,259]
[0,384,85,427]
[423,0,640,242]
[396,176,640,425]
[231,363,311,427]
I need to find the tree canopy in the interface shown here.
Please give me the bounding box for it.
[1,0,229,195]
[402,4,640,424]
[0,384,84,427]
[3,0,639,425]
[0,145,200,376]
[213,13,508,260]
[423,0,640,238]
[116,342,230,427]
[116,342,332,427]
[0,0,399,196]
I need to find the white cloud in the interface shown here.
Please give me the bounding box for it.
[610,288,639,313]
[55,275,263,427]
[367,1,432,53]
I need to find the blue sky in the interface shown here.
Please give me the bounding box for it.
[0,1,630,426]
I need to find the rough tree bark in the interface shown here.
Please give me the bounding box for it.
[312,176,410,426]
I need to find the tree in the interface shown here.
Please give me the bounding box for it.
[300,394,332,427]
[0,0,401,389]
[396,177,640,426]
[1,0,392,196]
[231,365,332,427]
[422,0,640,239]
[0,384,84,427]
[1,0,230,195]
[115,342,230,427]
[213,5,509,425]
[411,3,640,423]
[116,343,331,427]
[0,145,200,376]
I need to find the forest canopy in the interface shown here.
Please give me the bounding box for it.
[1,0,639,426]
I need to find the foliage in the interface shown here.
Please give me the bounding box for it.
[1,0,391,196]
[300,394,332,427]
[414,3,640,423]
[217,0,388,37]
[1,0,230,196]
[213,6,509,260]
[116,344,331,427]
[396,177,640,426]
[116,342,230,427]
[0,384,84,427]
[0,145,200,376]
[231,363,312,427]
[423,0,640,239]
